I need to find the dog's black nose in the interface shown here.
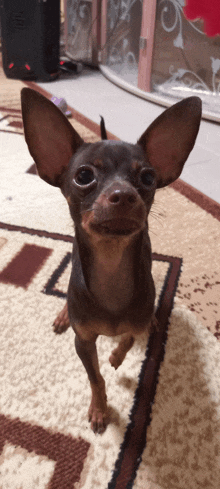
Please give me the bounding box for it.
[108,188,137,205]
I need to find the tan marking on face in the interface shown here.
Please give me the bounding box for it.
[66,195,71,205]
[131,160,142,171]
[81,211,123,249]
[93,159,103,168]
[81,210,95,234]
[95,192,109,207]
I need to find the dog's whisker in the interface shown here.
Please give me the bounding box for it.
[148,226,159,237]
[81,202,103,215]
[151,202,166,216]
[149,212,164,227]
[81,208,94,215]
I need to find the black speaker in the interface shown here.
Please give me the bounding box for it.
[0,0,60,81]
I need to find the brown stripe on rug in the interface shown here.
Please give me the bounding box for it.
[0,414,90,489]
[170,179,220,221]
[0,243,52,288]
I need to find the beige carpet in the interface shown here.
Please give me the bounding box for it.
[0,63,220,488]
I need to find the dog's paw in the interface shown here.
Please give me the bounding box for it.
[109,335,134,370]
[89,382,108,434]
[53,303,70,334]
[109,348,125,370]
[88,404,107,434]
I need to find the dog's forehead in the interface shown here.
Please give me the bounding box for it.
[73,140,146,170]
[94,140,143,159]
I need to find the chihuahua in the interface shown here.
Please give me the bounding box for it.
[21,88,201,433]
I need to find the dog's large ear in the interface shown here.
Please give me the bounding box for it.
[138,97,202,188]
[21,88,84,187]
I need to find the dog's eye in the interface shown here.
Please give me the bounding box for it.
[140,169,155,187]
[75,167,95,186]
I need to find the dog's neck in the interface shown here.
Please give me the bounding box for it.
[77,229,142,314]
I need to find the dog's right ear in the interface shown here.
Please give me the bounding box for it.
[21,88,84,187]
[138,96,202,188]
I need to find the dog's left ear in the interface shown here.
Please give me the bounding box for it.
[21,88,84,187]
[138,97,202,188]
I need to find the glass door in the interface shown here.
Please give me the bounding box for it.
[100,0,143,86]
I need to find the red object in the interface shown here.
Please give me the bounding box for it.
[8,63,14,69]
[25,64,31,71]
[184,1,220,37]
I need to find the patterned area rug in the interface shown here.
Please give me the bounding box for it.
[1,63,220,489]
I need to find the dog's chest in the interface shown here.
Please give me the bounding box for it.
[89,254,135,315]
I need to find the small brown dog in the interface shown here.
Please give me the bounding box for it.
[21,88,201,433]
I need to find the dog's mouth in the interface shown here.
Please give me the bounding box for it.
[90,218,142,236]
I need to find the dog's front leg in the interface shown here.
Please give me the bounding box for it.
[75,335,107,433]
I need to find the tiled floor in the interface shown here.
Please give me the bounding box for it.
[39,68,220,204]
